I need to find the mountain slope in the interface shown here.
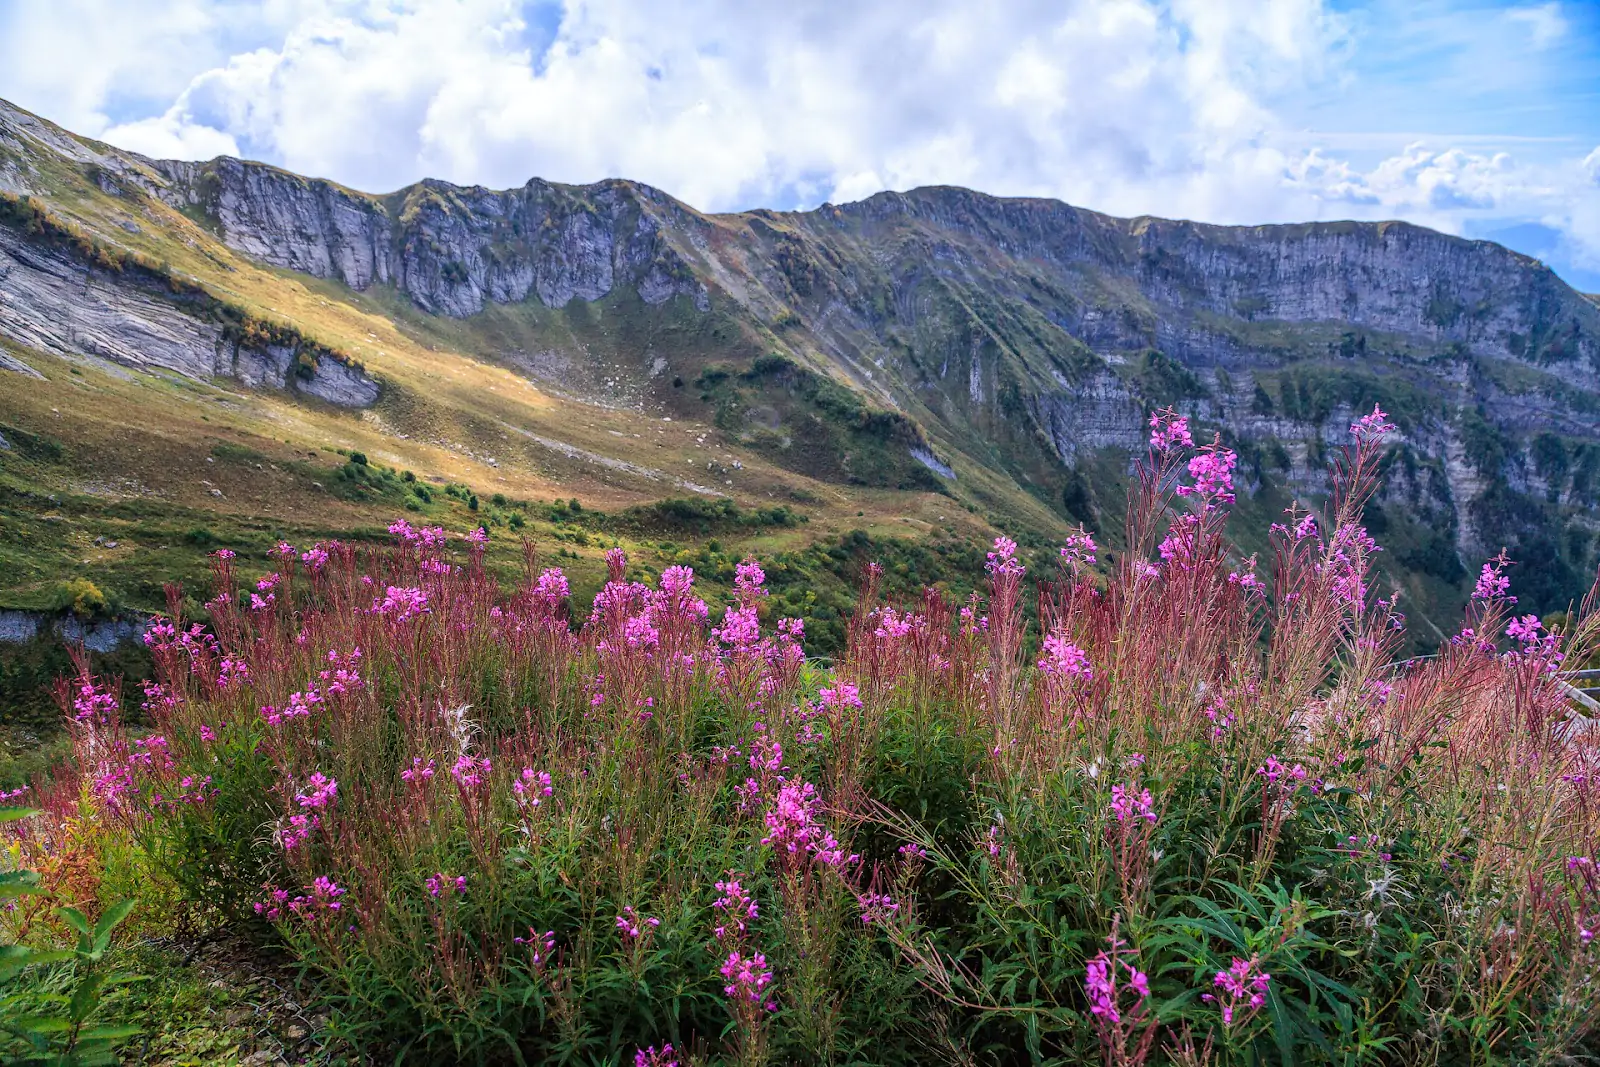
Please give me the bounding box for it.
[3,96,1598,636]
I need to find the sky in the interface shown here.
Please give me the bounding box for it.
[2,0,1598,291]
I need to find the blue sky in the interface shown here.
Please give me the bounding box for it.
[2,0,1598,291]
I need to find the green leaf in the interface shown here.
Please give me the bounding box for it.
[11,1014,74,1034]
[73,1023,142,1041]
[91,895,135,953]
[69,970,108,1023]
[0,807,40,825]
[0,869,42,901]
[56,907,90,939]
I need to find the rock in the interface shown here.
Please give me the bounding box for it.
[0,224,379,407]
[149,161,711,319]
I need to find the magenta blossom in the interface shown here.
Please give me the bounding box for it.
[634,1045,678,1067]
[720,950,776,1007]
[295,772,339,811]
[1109,784,1157,824]
[616,905,660,940]
[1203,956,1271,1027]
[1038,631,1093,681]
[1473,550,1515,602]
[1149,408,1194,452]
[1177,437,1237,504]
[986,536,1024,578]
[1350,403,1397,438]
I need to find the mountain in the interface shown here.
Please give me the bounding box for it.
[3,96,1599,641]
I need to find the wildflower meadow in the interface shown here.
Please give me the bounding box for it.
[6,406,1600,1065]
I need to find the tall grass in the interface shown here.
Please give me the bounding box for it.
[11,407,1600,1065]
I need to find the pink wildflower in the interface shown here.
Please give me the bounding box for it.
[514,768,553,807]
[1177,436,1237,503]
[616,905,660,940]
[1202,956,1271,1027]
[1149,408,1194,452]
[1038,631,1093,681]
[720,950,775,1007]
[635,1045,678,1067]
[1109,784,1157,824]
[295,772,339,811]
[1473,550,1515,602]
[1350,403,1396,438]
[986,536,1024,578]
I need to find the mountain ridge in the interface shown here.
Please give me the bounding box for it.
[2,95,1599,634]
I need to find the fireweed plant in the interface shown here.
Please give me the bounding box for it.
[10,406,1600,1065]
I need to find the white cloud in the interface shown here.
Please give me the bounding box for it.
[99,113,242,161]
[1,0,1596,281]
[1506,3,1568,50]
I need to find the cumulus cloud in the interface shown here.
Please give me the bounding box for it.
[1,0,1597,281]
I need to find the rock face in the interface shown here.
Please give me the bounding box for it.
[0,221,379,405]
[0,609,150,651]
[151,162,710,318]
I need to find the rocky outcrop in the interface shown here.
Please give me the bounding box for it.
[0,609,150,652]
[150,162,711,318]
[0,221,379,405]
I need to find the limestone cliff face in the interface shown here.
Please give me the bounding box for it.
[150,162,710,318]
[0,221,379,406]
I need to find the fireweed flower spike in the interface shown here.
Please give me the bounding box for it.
[1082,927,1155,1060]
[1350,403,1397,439]
[1176,435,1238,504]
[1149,407,1194,452]
[615,905,660,940]
[1202,956,1271,1027]
[634,1045,678,1067]
[1473,549,1515,602]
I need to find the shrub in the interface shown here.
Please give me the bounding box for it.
[53,578,108,620]
[14,409,1600,1064]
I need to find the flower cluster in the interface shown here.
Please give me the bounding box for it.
[261,688,322,727]
[451,756,492,790]
[513,769,553,808]
[985,536,1025,579]
[1109,784,1157,824]
[1203,956,1271,1027]
[256,876,346,922]
[634,1045,678,1067]
[761,781,857,870]
[1149,408,1194,452]
[1472,550,1515,602]
[1350,403,1397,439]
[513,927,557,970]
[1060,529,1097,571]
[373,585,430,622]
[1038,632,1093,681]
[713,876,760,940]
[1177,436,1238,504]
[615,905,660,940]
[719,950,776,1009]
[426,873,468,899]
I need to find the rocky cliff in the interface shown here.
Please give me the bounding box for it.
[150,159,710,317]
[0,218,377,405]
